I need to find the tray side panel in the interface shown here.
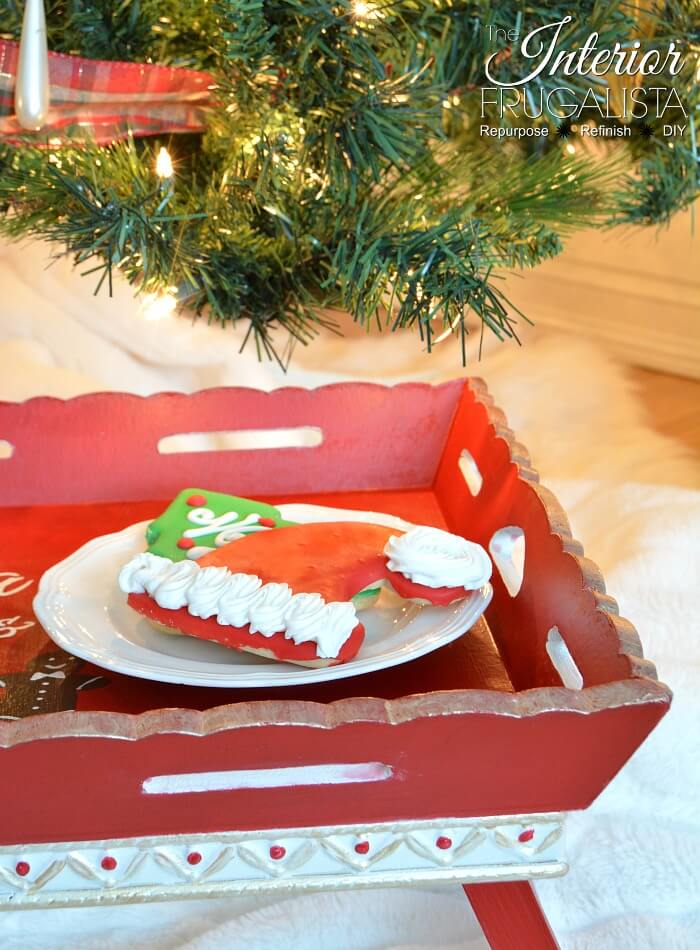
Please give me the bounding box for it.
[0,700,666,846]
[0,383,463,505]
[434,382,653,689]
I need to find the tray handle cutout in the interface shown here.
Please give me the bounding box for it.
[157,427,323,455]
[0,440,13,460]
[143,762,393,795]
[489,526,525,597]
[546,626,584,690]
[458,449,483,497]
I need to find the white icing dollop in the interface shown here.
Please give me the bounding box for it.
[217,573,263,627]
[186,566,232,619]
[283,594,359,658]
[317,602,360,659]
[152,559,199,610]
[247,582,293,637]
[118,553,171,594]
[384,526,492,590]
[284,593,328,646]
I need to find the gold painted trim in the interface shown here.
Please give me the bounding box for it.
[0,679,669,748]
[3,862,569,911]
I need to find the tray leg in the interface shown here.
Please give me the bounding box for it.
[463,881,559,949]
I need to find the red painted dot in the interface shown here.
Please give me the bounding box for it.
[187,851,202,866]
[15,861,30,877]
[518,829,535,843]
[436,836,452,850]
[258,517,276,528]
[269,845,286,860]
[354,841,370,855]
[101,856,117,871]
[186,494,207,507]
[177,536,195,550]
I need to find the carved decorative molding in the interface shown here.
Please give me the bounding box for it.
[0,813,566,909]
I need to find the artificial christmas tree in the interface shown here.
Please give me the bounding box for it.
[0,0,697,365]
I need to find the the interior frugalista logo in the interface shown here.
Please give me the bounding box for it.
[480,15,688,140]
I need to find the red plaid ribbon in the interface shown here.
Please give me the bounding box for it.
[0,40,214,144]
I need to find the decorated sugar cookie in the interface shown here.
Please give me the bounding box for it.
[119,521,492,669]
[146,488,296,561]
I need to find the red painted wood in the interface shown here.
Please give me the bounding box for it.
[435,384,650,688]
[0,381,671,859]
[0,383,463,505]
[0,699,666,845]
[465,881,559,949]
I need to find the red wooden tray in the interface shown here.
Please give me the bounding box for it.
[0,381,670,945]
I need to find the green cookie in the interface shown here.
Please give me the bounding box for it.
[146,488,296,561]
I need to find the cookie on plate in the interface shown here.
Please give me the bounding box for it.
[119,521,492,668]
[146,488,296,561]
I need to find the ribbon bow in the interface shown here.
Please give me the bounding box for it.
[0,40,213,145]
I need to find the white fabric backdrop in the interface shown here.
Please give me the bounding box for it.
[0,239,698,949]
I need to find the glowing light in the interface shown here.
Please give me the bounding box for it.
[433,313,462,345]
[141,290,177,321]
[565,143,576,155]
[351,1,381,21]
[155,147,174,179]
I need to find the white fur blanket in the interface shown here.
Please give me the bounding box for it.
[0,239,698,949]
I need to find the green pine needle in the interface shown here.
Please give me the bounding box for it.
[0,0,698,364]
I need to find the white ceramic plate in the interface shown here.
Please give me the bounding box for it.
[34,513,492,688]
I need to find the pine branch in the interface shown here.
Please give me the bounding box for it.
[0,0,697,365]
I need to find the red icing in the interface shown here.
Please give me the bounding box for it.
[15,861,30,876]
[269,845,285,860]
[187,851,202,865]
[387,569,469,606]
[101,856,117,870]
[176,537,195,550]
[354,841,370,854]
[201,522,468,606]
[258,517,276,527]
[436,836,452,850]
[518,829,535,843]
[186,494,207,507]
[200,522,392,602]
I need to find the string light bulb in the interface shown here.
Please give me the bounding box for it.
[351,1,381,22]
[141,290,177,321]
[155,147,174,179]
[432,312,463,345]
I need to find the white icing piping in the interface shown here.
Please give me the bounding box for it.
[118,553,358,660]
[384,526,492,590]
[184,507,274,548]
